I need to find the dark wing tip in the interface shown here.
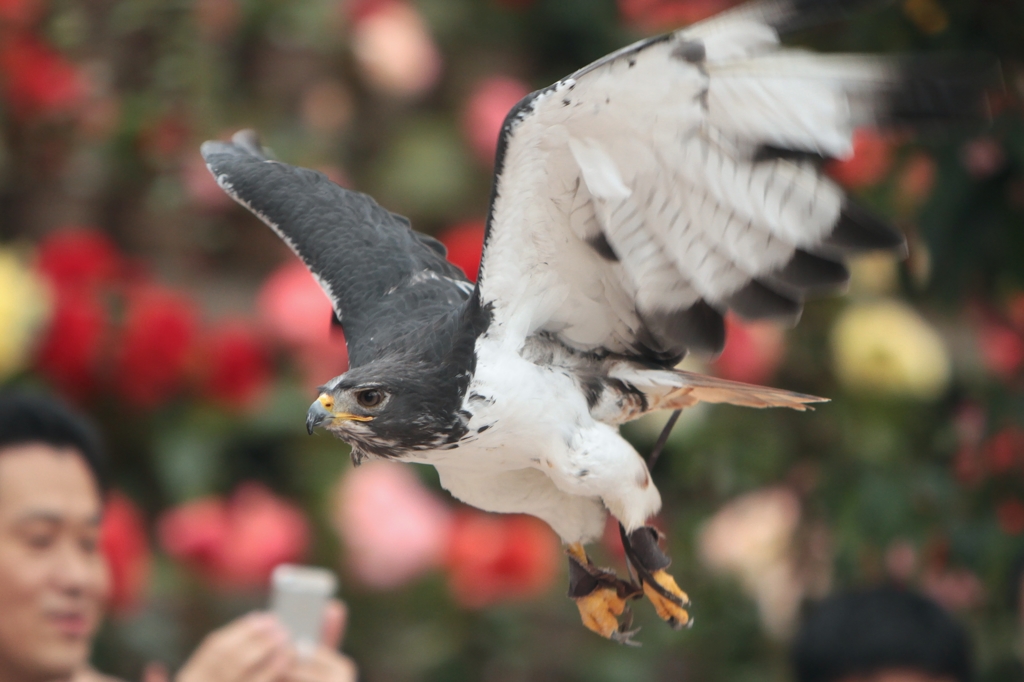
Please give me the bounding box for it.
[882,55,1002,128]
[765,0,890,34]
[822,200,908,257]
[727,280,802,324]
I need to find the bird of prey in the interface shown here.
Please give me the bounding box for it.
[202,0,990,644]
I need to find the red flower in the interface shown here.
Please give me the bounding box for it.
[462,77,530,164]
[100,492,151,614]
[997,499,1024,536]
[983,428,1024,474]
[197,319,271,410]
[976,319,1024,380]
[437,221,485,283]
[712,314,785,385]
[34,290,108,401]
[35,227,122,294]
[0,0,45,28]
[158,483,310,589]
[0,34,86,119]
[826,129,894,190]
[112,286,198,408]
[619,0,738,29]
[446,511,559,608]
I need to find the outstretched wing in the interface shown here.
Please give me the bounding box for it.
[477,0,992,364]
[201,131,472,367]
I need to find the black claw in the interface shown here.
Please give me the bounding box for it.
[618,523,690,610]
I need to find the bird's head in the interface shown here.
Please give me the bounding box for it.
[305,357,470,456]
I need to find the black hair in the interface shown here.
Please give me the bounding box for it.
[793,586,973,682]
[0,390,108,494]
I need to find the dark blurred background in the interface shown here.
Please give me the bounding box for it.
[1,0,1024,680]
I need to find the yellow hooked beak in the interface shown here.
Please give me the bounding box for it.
[306,393,373,434]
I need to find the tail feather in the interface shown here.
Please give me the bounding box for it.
[611,365,827,414]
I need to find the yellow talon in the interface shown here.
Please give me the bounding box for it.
[642,569,690,629]
[575,587,628,639]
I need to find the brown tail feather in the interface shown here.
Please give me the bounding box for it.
[656,370,827,412]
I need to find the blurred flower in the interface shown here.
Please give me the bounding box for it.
[997,499,1024,536]
[113,286,198,409]
[350,1,442,97]
[0,0,44,28]
[257,258,348,391]
[332,462,453,590]
[699,487,813,638]
[0,34,86,119]
[961,137,1005,179]
[896,152,937,213]
[712,314,785,385]
[848,252,899,296]
[446,511,559,608]
[619,0,738,29]
[139,113,190,166]
[33,290,107,400]
[158,483,309,589]
[301,80,354,136]
[195,0,241,41]
[826,129,894,190]
[902,0,948,34]
[975,317,1024,381]
[0,249,50,381]
[884,539,918,583]
[437,221,485,283]
[100,492,151,614]
[983,428,1024,474]
[831,300,951,400]
[35,227,122,294]
[921,567,983,612]
[183,151,236,211]
[462,77,530,164]
[197,319,271,410]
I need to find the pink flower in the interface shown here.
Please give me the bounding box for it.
[462,77,530,164]
[961,136,1005,179]
[158,483,310,589]
[257,258,348,392]
[826,129,894,189]
[100,492,151,614]
[183,151,236,211]
[712,314,785,385]
[332,462,452,590]
[922,567,984,612]
[445,511,559,609]
[350,1,442,97]
[197,319,271,410]
[437,221,485,283]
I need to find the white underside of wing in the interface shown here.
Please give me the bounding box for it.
[477,8,897,356]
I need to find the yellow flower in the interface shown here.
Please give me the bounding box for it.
[0,250,51,380]
[831,299,950,399]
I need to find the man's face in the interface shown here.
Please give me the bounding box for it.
[0,444,108,681]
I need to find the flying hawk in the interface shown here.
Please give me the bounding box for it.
[202,0,990,644]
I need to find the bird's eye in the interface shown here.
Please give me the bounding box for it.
[355,389,385,408]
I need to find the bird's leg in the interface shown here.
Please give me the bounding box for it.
[619,524,691,629]
[567,542,643,646]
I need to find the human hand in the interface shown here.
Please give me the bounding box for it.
[283,600,356,682]
[173,611,294,682]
